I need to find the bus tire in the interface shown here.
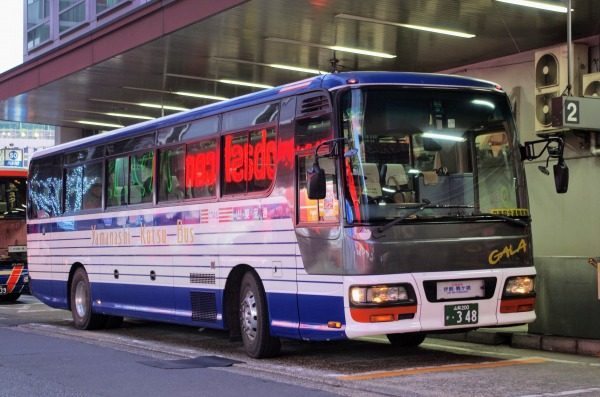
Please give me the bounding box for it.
[239,271,281,358]
[386,332,426,348]
[70,268,106,330]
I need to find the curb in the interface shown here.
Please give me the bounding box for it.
[432,330,600,357]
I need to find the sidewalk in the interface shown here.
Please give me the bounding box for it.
[431,325,600,357]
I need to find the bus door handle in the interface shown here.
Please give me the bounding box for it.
[150,270,156,281]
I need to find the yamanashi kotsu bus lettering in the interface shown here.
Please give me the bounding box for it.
[27,72,567,358]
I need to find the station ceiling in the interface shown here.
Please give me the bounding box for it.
[1,0,599,131]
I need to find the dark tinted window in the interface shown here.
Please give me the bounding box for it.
[157,117,219,145]
[186,139,217,199]
[106,156,128,207]
[223,103,279,131]
[158,146,185,202]
[222,128,276,196]
[29,156,63,218]
[64,161,103,212]
[129,151,154,205]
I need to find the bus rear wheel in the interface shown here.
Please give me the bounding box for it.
[70,268,106,330]
[239,272,281,358]
[386,332,426,348]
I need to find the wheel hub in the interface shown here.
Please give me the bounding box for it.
[240,290,258,341]
[74,281,88,318]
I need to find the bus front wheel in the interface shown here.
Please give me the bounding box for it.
[239,272,281,358]
[70,268,106,330]
[386,332,426,347]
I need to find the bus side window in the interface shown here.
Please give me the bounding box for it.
[106,156,129,207]
[158,145,185,202]
[29,156,63,218]
[130,150,154,205]
[186,139,217,199]
[82,162,103,210]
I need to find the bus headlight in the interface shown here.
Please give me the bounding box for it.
[503,276,535,296]
[350,284,412,305]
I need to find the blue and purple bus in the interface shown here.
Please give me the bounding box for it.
[27,72,565,357]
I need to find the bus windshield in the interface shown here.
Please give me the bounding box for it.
[341,87,522,224]
[0,174,27,220]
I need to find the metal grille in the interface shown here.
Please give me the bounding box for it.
[190,273,215,284]
[190,292,217,322]
[300,95,329,114]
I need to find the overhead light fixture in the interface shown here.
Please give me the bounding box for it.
[89,98,189,112]
[76,120,124,128]
[335,14,475,38]
[68,108,155,121]
[218,79,273,89]
[138,103,189,112]
[268,64,325,74]
[212,57,326,75]
[495,0,569,13]
[174,91,228,101]
[265,37,396,59]
[329,45,397,58]
[122,86,228,101]
[164,74,273,90]
[105,112,155,120]
[422,132,466,142]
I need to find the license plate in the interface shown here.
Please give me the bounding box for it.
[445,303,478,326]
[0,285,6,295]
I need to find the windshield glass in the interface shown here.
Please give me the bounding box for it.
[0,175,27,220]
[341,87,523,224]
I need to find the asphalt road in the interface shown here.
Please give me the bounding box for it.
[2,295,600,397]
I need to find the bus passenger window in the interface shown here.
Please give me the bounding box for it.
[106,156,129,207]
[247,128,276,193]
[222,133,248,196]
[29,156,63,218]
[82,162,103,210]
[158,145,185,201]
[130,151,154,205]
[186,139,217,199]
[65,165,84,213]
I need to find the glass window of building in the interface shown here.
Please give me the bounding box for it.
[27,0,51,49]
[59,0,87,33]
[97,0,126,14]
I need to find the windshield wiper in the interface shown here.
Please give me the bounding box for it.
[373,199,433,238]
[466,213,530,227]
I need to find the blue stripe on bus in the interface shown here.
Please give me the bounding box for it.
[30,278,347,341]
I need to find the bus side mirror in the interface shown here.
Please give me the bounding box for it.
[553,160,569,194]
[307,161,326,200]
[520,137,569,194]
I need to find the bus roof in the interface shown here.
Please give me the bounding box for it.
[31,71,500,161]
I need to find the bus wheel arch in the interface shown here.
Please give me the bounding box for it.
[223,265,281,358]
[223,264,252,340]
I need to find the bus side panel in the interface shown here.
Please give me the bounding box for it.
[93,282,176,323]
[297,293,346,340]
[30,279,69,309]
[267,292,301,339]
